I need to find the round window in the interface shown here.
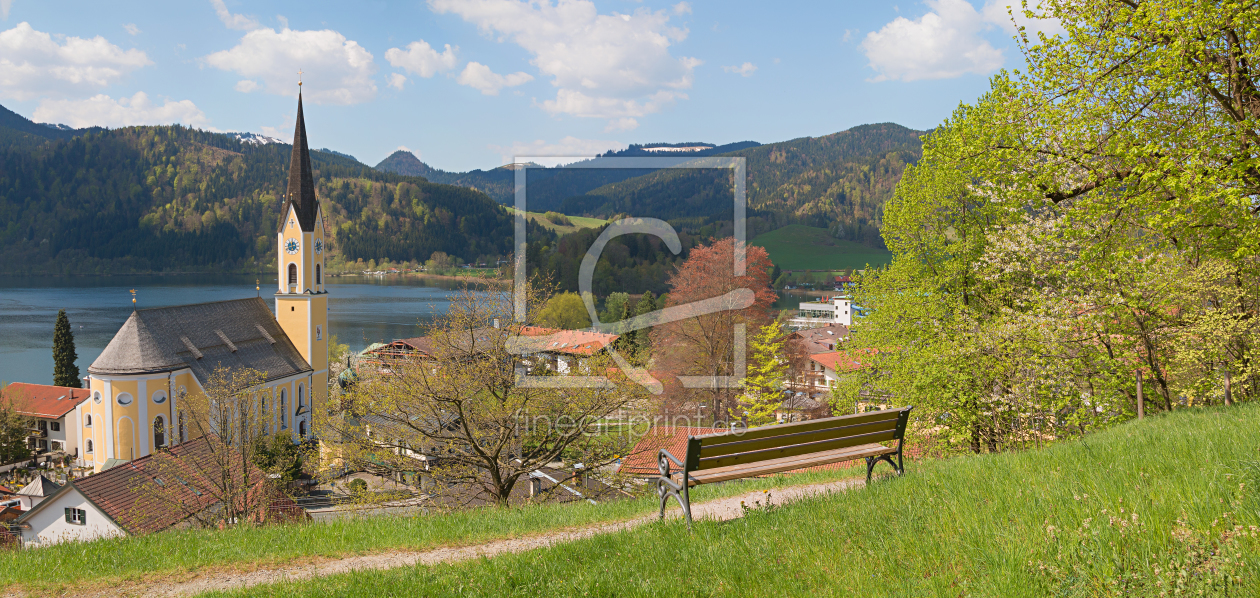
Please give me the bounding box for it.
[117,392,133,406]
[153,391,167,404]
[93,392,101,404]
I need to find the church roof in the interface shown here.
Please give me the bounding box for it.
[16,474,60,498]
[88,297,312,382]
[280,92,320,232]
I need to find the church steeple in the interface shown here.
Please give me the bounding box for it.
[282,92,319,232]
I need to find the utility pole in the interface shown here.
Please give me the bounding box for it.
[1136,369,1144,420]
[1224,368,1233,406]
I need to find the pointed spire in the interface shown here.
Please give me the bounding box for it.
[282,91,319,232]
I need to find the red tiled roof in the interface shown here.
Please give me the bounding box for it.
[618,426,722,476]
[71,435,300,535]
[1,383,91,419]
[517,326,619,356]
[811,348,880,373]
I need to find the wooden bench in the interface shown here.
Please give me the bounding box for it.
[656,406,913,525]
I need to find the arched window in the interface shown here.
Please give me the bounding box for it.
[298,420,307,438]
[178,412,187,443]
[297,384,304,409]
[85,414,92,427]
[316,264,321,284]
[86,439,94,453]
[279,389,287,429]
[153,416,166,448]
[288,263,298,285]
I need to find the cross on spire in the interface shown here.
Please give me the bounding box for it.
[298,69,303,87]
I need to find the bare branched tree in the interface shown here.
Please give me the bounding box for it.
[134,366,302,528]
[322,284,645,507]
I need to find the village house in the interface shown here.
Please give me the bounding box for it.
[11,475,60,511]
[1,383,91,458]
[15,436,301,548]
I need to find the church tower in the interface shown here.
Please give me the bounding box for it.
[276,90,328,420]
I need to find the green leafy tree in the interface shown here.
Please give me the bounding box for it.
[536,292,592,330]
[251,431,307,485]
[840,0,1260,453]
[328,334,351,367]
[0,399,33,464]
[736,316,790,426]
[52,309,81,388]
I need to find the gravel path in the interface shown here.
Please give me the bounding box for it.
[23,478,862,598]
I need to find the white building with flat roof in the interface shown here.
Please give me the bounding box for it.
[788,296,853,329]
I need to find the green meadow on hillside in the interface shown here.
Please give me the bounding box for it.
[751,225,892,271]
[508,207,608,235]
[212,404,1260,598]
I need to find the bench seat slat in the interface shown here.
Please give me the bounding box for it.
[696,418,901,459]
[697,428,898,470]
[695,408,907,446]
[679,443,896,486]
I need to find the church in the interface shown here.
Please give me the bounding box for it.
[73,92,329,472]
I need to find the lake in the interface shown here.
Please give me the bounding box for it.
[0,274,486,386]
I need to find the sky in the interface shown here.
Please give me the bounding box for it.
[0,0,1062,172]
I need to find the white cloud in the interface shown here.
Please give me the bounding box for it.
[981,0,1064,38]
[861,0,1004,82]
[429,0,699,128]
[388,73,407,90]
[211,0,260,31]
[456,61,532,95]
[722,62,756,77]
[234,79,258,92]
[124,23,141,36]
[33,92,208,128]
[605,116,637,132]
[384,40,457,78]
[490,135,628,167]
[0,22,152,101]
[204,27,378,105]
[0,0,12,20]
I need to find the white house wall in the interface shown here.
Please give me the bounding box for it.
[19,488,125,548]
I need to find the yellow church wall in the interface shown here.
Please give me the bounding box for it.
[276,298,310,361]
[109,379,139,462]
[84,378,108,470]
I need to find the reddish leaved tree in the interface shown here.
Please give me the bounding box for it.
[651,237,777,421]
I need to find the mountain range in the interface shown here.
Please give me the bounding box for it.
[0,104,513,275]
[0,101,922,274]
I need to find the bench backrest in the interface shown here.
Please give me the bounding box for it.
[684,406,912,472]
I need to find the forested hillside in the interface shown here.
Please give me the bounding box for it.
[562,123,923,248]
[0,120,513,274]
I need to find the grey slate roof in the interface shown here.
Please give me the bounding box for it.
[16,474,60,498]
[280,92,320,232]
[89,297,312,382]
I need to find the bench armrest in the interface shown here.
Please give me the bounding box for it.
[658,448,685,471]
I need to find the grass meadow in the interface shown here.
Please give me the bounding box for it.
[750,224,893,271]
[206,404,1260,597]
[0,460,862,594]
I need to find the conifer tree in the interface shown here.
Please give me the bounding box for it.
[52,309,81,388]
[631,291,657,353]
